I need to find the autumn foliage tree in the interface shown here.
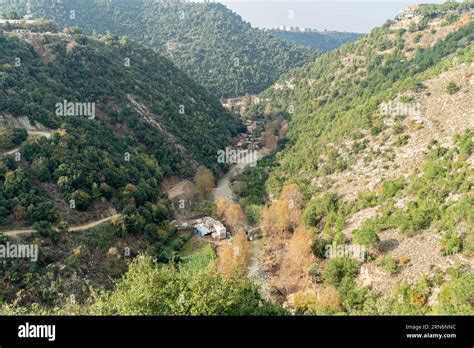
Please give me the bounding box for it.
[213,198,247,231]
[213,198,231,220]
[217,229,252,278]
[260,184,302,237]
[194,166,215,201]
[276,226,314,292]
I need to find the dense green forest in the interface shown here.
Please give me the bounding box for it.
[0,28,239,229]
[269,29,363,51]
[0,0,318,97]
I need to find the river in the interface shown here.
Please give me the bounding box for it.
[213,147,271,298]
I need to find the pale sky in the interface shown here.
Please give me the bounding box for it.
[217,0,446,33]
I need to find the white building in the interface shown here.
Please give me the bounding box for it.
[24,2,35,20]
[194,217,227,240]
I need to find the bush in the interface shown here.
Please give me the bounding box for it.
[34,221,59,243]
[463,230,474,256]
[323,257,359,287]
[392,123,404,135]
[446,81,460,94]
[311,237,328,259]
[303,193,339,227]
[381,177,405,198]
[308,263,322,281]
[440,231,462,256]
[435,274,474,315]
[338,276,369,311]
[353,228,380,247]
[395,134,410,146]
[378,256,399,275]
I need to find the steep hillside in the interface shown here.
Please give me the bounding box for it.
[239,2,473,315]
[269,29,363,52]
[0,24,239,230]
[258,2,473,195]
[0,0,317,97]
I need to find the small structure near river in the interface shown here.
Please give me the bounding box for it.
[194,217,227,240]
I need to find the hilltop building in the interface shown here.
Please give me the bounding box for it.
[24,2,35,20]
[397,4,420,20]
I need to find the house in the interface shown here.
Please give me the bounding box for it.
[24,2,35,21]
[195,222,212,237]
[402,4,419,19]
[194,217,227,240]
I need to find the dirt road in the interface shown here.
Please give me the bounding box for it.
[1,130,52,156]
[0,215,120,237]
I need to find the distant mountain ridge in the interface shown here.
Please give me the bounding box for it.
[269,29,363,51]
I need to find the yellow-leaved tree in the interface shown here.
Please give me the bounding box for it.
[217,229,252,278]
[194,166,215,201]
[260,184,302,237]
[213,198,247,231]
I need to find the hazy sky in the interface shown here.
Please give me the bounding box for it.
[218,0,446,33]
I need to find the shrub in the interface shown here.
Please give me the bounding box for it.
[353,228,380,247]
[440,231,462,256]
[463,230,474,256]
[435,274,474,315]
[34,221,59,243]
[308,263,322,281]
[311,237,328,259]
[392,123,404,135]
[378,256,399,275]
[303,192,339,227]
[323,257,359,287]
[446,81,460,94]
[381,177,405,198]
[338,276,369,311]
[395,134,410,146]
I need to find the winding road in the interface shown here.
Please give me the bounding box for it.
[1,129,121,237]
[0,215,120,237]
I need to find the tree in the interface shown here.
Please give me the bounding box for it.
[278,226,314,289]
[279,183,303,210]
[217,228,252,278]
[70,190,92,211]
[0,127,14,149]
[226,204,247,231]
[260,184,302,237]
[194,166,215,201]
[303,192,339,227]
[1,10,20,20]
[323,257,359,287]
[34,221,59,243]
[213,198,247,232]
[312,236,328,259]
[213,198,231,220]
[92,255,286,316]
